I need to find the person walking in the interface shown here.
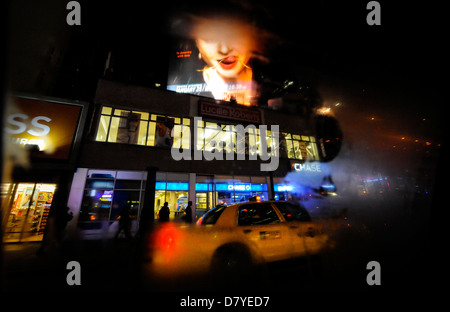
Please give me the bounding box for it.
[183,201,193,223]
[158,202,170,222]
[115,203,132,240]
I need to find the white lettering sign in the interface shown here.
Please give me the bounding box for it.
[5,113,51,136]
[293,163,321,173]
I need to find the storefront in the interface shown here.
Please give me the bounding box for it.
[273,182,295,201]
[2,95,88,243]
[3,183,56,242]
[213,176,269,206]
[154,172,190,220]
[70,169,274,234]
[73,169,145,238]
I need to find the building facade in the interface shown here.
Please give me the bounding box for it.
[65,79,324,239]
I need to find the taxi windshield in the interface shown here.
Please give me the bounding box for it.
[199,205,227,225]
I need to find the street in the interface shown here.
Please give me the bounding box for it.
[2,192,437,293]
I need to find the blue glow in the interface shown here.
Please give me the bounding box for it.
[167,182,189,191]
[155,182,189,191]
[274,184,295,192]
[155,182,166,190]
[215,183,267,192]
[215,183,231,191]
[195,183,213,191]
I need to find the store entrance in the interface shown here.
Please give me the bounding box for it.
[195,175,215,219]
[154,181,189,221]
[4,183,56,243]
[195,191,213,217]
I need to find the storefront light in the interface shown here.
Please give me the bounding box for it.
[195,183,213,191]
[155,181,189,191]
[166,182,189,191]
[275,184,294,192]
[155,182,166,190]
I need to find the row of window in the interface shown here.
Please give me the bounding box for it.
[95,106,320,161]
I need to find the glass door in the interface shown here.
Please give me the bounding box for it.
[196,175,215,218]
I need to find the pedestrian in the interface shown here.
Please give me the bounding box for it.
[158,202,170,222]
[36,206,73,255]
[55,206,73,243]
[183,201,193,223]
[115,203,132,240]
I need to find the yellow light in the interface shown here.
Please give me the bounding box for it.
[318,107,332,115]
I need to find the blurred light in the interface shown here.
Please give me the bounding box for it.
[318,107,332,115]
[153,224,181,250]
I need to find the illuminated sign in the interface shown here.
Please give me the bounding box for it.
[215,183,266,192]
[274,185,294,192]
[199,100,261,124]
[4,97,83,160]
[167,15,262,106]
[228,184,251,191]
[291,162,322,173]
[155,182,189,191]
[195,183,213,191]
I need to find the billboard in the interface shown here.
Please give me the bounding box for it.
[167,15,263,106]
[4,96,84,160]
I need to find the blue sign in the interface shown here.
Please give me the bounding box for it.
[195,183,213,191]
[155,182,166,190]
[155,182,189,191]
[216,183,267,192]
[274,184,295,192]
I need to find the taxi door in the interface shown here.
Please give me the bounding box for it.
[236,202,292,262]
[271,202,327,257]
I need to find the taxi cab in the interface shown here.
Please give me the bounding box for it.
[146,201,330,278]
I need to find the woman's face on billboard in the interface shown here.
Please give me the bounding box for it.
[194,19,254,80]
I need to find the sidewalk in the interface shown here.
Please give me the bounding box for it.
[2,238,140,291]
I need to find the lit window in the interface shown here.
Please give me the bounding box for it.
[282,132,319,161]
[95,106,189,148]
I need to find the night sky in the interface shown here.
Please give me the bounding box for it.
[6,0,446,165]
[82,0,445,122]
